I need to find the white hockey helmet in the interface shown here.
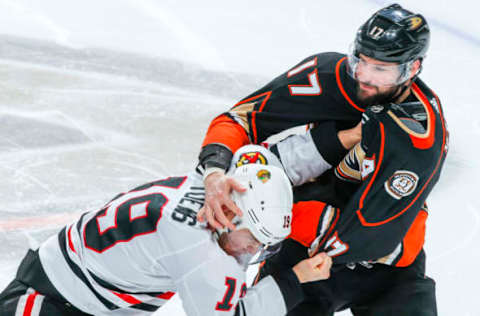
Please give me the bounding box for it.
[230,163,293,247]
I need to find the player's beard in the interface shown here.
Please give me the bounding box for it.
[356,82,401,106]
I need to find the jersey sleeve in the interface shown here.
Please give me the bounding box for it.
[320,102,447,265]
[268,121,348,186]
[170,238,303,316]
[175,262,242,316]
[199,53,357,172]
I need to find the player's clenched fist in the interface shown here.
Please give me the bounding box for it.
[197,171,246,230]
[292,252,332,283]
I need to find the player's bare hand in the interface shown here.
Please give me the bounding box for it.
[338,122,362,150]
[292,252,332,283]
[197,171,246,230]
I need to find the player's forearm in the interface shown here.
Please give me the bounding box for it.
[268,122,348,186]
[238,271,303,316]
[311,121,351,165]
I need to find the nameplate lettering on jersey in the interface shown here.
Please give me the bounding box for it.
[171,186,205,226]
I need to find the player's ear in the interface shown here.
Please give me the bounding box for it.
[410,59,421,78]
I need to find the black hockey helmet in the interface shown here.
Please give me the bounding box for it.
[353,4,430,63]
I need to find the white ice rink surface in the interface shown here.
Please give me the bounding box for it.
[0,1,478,315]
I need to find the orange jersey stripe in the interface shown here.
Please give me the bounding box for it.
[409,83,436,150]
[395,209,427,267]
[288,201,327,247]
[201,115,250,153]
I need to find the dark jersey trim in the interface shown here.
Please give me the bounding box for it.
[58,228,120,310]
[89,272,172,297]
[130,303,160,312]
[270,268,304,312]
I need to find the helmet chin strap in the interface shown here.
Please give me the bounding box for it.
[390,58,422,103]
[390,82,410,103]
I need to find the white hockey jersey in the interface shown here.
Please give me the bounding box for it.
[38,172,294,316]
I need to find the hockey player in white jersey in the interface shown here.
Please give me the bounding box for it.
[0,145,332,316]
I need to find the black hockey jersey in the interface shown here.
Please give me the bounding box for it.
[289,80,448,266]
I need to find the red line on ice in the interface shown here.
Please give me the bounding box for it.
[0,212,81,232]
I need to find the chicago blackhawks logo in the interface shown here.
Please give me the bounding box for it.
[384,170,419,200]
[256,169,271,183]
[236,152,268,167]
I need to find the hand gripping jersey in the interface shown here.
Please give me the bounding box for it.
[288,80,448,267]
[38,172,299,316]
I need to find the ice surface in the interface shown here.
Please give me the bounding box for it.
[0,1,478,315]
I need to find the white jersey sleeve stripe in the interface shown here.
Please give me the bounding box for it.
[29,294,44,316]
[14,290,29,316]
[14,289,42,316]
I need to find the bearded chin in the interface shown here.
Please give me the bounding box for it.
[357,83,399,106]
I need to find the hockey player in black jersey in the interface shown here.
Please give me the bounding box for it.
[197,4,447,316]
[197,4,435,229]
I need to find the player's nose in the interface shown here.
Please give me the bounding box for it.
[356,65,374,83]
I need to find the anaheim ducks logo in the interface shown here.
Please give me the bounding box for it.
[384,170,419,200]
[256,169,271,183]
[407,17,423,31]
[236,152,267,167]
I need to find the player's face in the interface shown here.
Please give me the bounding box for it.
[354,54,403,104]
[224,229,262,256]
[221,229,284,267]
